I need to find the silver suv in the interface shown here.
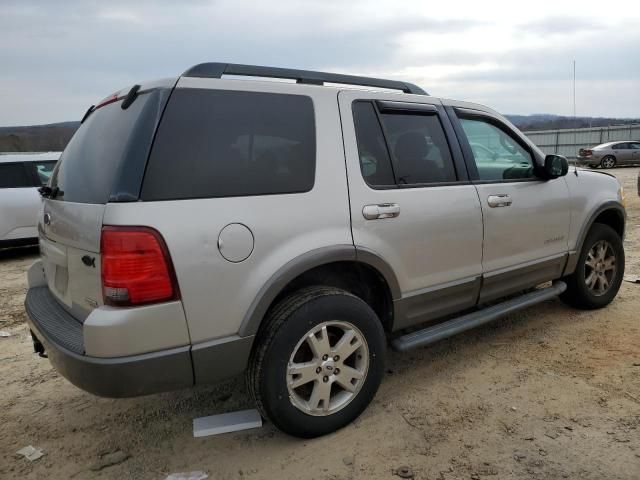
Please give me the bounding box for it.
[25,63,627,438]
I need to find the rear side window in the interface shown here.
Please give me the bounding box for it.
[142,89,316,200]
[352,102,395,186]
[0,163,31,188]
[31,161,57,186]
[352,101,457,186]
[380,112,456,184]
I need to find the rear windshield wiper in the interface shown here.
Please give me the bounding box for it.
[38,186,63,199]
[38,186,52,198]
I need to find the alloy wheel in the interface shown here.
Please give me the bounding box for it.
[602,157,615,168]
[584,240,617,296]
[286,321,369,416]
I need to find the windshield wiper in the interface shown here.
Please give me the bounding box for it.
[38,186,52,198]
[38,186,63,199]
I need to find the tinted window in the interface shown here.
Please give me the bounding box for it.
[142,89,315,200]
[352,102,395,186]
[459,117,534,181]
[612,143,629,150]
[0,163,31,188]
[50,91,162,204]
[630,142,640,150]
[379,112,456,184]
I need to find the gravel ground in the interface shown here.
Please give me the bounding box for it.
[1,167,639,480]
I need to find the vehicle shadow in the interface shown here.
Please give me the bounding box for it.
[0,245,39,262]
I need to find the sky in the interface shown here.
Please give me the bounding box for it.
[1,0,639,126]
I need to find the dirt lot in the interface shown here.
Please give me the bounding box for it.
[1,168,639,480]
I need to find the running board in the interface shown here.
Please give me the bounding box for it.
[391,281,567,352]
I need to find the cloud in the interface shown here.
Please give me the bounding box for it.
[0,0,638,125]
[519,15,603,35]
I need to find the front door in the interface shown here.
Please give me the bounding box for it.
[450,107,571,302]
[632,142,640,162]
[338,90,484,330]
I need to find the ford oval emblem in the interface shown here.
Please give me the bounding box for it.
[43,212,51,225]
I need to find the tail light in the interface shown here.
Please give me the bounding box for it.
[101,226,179,306]
[95,92,120,110]
[579,148,593,157]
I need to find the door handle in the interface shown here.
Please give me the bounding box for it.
[362,203,400,220]
[487,194,512,208]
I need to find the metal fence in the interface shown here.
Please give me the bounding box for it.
[524,124,640,159]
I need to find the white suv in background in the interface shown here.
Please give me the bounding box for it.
[0,152,59,248]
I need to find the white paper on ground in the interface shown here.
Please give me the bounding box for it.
[165,472,208,480]
[16,445,45,461]
[193,409,262,437]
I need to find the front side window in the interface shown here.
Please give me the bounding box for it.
[142,89,316,200]
[0,163,31,188]
[459,117,534,181]
[630,142,640,150]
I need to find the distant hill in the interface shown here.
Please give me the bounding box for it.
[1,115,638,153]
[506,114,640,132]
[0,121,79,152]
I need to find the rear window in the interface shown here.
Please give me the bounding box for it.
[141,89,316,201]
[0,162,31,188]
[50,91,163,204]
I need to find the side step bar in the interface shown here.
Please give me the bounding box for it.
[392,281,567,352]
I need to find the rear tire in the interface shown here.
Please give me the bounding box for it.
[247,286,386,438]
[600,156,616,169]
[559,223,624,309]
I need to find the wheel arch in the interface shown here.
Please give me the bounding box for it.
[564,201,626,275]
[238,246,400,338]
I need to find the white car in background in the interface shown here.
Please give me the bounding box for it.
[0,152,60,248]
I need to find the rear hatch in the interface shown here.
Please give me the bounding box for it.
[39,81,174,321]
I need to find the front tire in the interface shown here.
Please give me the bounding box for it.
[247,286,386,438]
[600,156,616,169]
[559,223,624,309]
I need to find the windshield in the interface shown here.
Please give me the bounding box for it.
[50,91,158,204]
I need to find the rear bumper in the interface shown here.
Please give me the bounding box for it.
[575,157,597,166]
[25,285,254,397]
[25,286,194,397]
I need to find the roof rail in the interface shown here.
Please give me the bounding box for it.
[182,62,428,95]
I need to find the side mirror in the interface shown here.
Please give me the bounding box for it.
[541,154,569,179]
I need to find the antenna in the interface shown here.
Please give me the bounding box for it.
[573,60,578,176]
[573,60,576,120]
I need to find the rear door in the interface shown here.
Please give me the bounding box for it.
[339,90,484,330]
[613,143,632,163]
[449,106,571,302]
[40,86,171,321]
[0,162,40,241]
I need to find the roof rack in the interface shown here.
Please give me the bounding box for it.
[182,62,428,95]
